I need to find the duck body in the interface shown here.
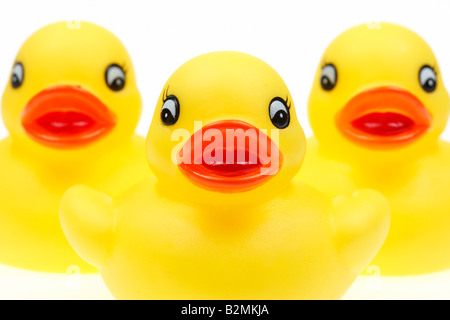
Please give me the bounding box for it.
[300,138,450,275]
[63,176,389,299]
[0,135,147,272]
[106,179,348,300]
[61,51,390,299]
[297,23,450,275]
[0,22,149,272]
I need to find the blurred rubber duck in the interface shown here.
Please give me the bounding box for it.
[297,23,450,275]
[0,22,149,273]
[60,51,390,299]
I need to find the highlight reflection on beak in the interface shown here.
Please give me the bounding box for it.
[336,87,432,149]
[21,86,117,149]
[178,120,283,193]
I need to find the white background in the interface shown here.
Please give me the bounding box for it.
[0,0,450,300]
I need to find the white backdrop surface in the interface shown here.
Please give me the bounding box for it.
[0,0,450,300]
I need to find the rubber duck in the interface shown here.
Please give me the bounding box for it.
[297,23,450,275]
[0,22,149,273]
[60,51,390,299]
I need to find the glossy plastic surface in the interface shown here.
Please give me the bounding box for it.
[336,87,432,149]
[178,120,282,193]
[298,23,450,275]
[22,86,117,148]
[0,22,149,273]
[61,51,390,299]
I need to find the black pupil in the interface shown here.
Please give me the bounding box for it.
[11,69,22,89]
[423,78,436,92]
[321,76,334,90]
[161,104,178,125]
[106,65,126,91]
[162,110,174,122]
[273,110,288,128]
[110,77,124,91]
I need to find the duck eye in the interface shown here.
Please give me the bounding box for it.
[11,63,24,89]
[105,64,126,91]
[161,95,180,126]
[320,64,337,91]
[269,97,290,129]
[419,65,437,93]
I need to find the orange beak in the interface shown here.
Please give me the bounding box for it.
[336,87,432,149]
[21,86,117,149]
[178,120,283,193]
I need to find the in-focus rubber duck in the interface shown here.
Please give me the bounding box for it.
[297,23,450,275]
[60,51,390,299]
[0,22,149,273]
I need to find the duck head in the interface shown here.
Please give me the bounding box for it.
[309,23,450,165]
[147,52,305,198]
[1,22,141,157]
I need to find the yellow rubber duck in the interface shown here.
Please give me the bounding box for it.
[60,51,390,299]
[297,23,450,275]
[0,22,149,273]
